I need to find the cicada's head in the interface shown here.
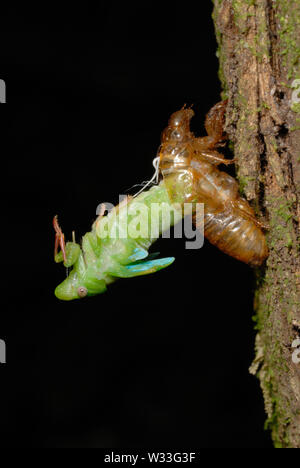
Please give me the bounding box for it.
[54,240,108,301]
[54,265,108,301]
[53,217,109,301]
[55,271,108,301]
[54,271,88,301]
[161,106,194,144]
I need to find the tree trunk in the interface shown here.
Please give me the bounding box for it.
[212,0,300,448]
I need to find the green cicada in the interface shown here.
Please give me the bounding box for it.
[53,183,184,301]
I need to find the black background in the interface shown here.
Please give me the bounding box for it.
[0,2,272,448]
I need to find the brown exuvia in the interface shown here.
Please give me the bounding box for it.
[159,100,268,267]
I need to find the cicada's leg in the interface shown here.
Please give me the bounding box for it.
[193,100,228,151]
[53,215,67,263]
[194,150,235,166]
[205,99,228,143]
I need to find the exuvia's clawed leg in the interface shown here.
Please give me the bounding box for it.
[204,100,228,144]
[192,136,218,151]
[53,215,67,263]
[191,101,228,151]
[194,149,235,166]
[229,200,269,230]
[253,218,269,230]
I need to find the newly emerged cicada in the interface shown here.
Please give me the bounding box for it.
[53,101,268,300]
[159,101,268,267]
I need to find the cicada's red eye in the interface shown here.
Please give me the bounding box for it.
[77,286,88,298]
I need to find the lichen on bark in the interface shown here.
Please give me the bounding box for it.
[212,0,300,448]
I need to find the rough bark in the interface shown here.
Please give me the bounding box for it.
[212,0,300,448]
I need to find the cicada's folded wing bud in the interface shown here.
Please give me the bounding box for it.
[107,257,175,278]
